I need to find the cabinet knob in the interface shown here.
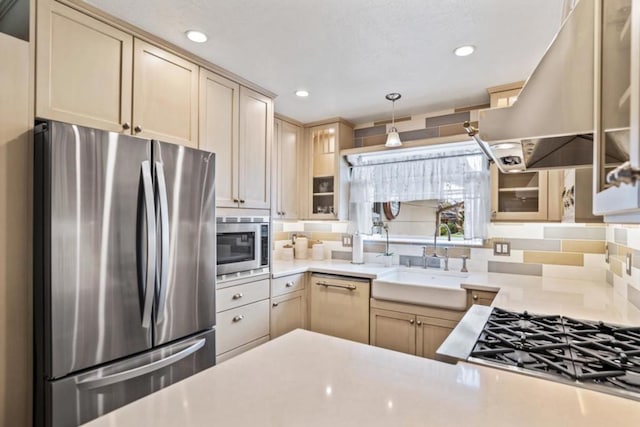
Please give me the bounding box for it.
[232,315,244,322]
[233,198,239,203]
[122,122,131,130]
[272,302,279,307]
[239,199,245,204]
[409,319,415,325]
[134,125,143,134]
[232,293,243,300]
[282,211,286,216]
[473,294,478,301]
[285,282,293,288]
[417,320,423,326]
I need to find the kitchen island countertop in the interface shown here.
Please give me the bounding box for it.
[85,329,640,427]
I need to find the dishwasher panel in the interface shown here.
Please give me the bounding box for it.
[309,274,370,344]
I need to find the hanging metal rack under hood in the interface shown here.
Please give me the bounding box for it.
[477,0,596,173]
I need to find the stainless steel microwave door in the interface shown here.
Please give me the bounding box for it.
[153,141,216,346]
[48,122,153,378]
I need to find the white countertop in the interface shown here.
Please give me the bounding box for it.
[273,260,640,326]
[85,329,640,427]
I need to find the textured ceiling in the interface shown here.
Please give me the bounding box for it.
[86,0,564,124]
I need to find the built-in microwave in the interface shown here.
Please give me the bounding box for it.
[216,216,269,278]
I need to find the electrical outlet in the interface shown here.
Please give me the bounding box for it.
[626,252,632,276]
[493,241,511,256]
[342,234,353,247]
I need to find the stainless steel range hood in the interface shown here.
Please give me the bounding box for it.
[478,0,596,172]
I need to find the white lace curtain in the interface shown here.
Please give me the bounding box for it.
[348,145,491,239]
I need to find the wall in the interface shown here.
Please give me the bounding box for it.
[605,224,640,311]
[0,31,32,426]
[273,221,608,284]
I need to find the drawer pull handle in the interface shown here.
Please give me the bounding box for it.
[272,302,279,307]
[232,293,243,300]
[285,282,294,288]
[409,319,415,325]
[232,315,244,322]
[315,281,356,291]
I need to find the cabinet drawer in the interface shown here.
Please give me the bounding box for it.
[217,279,269,312]
[271,273,305,297]
[216,299,270,355]
[467,289,497,307]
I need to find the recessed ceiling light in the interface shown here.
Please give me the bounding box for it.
[185,30,208,43]
[454,45,475,57]
[295,90,309,97]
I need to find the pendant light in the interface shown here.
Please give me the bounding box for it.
[385,93,402,147]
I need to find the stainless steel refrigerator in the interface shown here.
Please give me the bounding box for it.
[33,120,217,426]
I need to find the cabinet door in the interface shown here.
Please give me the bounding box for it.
[308,124,338,219]
[36,1,132,132]
[270,290,306,339]
[199,69,240,208]
[491,165,549,221]
[276,120,301,219]
[239,86,273,209]
[370,308,416,355]
[309,276,370,344]
[132,39,198,147]
[416,316,457,360]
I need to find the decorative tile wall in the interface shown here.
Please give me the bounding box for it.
[353,109,479,148]
[272,220,608,283]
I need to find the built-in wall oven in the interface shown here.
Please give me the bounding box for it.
[216,216,269,279]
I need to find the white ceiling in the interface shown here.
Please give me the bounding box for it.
[87,0,564,124]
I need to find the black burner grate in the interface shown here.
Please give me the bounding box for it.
[469,308,640,397]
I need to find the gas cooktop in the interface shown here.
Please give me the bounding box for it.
[468,308,640,401]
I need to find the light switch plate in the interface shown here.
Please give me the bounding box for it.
[342,234,353,247]
[493,241,511,256]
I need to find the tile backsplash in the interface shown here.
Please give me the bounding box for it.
[272,220,608,283]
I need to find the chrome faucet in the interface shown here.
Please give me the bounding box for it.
[433,202,463,254]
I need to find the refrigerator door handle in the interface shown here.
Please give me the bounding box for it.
[155,161,170,323]
[140,161,156,328]
[76,338,205,390]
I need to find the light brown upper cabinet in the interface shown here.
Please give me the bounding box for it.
[305,121,354,220]
[487,81,524,109]
[36,2,198,148]
[273,118,302,219]
[132,39,198,147]
[238,87,273,209]
[36,1,133,132]
[200,75,272,209]
[490,165,562,221]
[199,69,240,208]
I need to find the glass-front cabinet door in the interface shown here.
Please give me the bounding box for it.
[593,0,640,221]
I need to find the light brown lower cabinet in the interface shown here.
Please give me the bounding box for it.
[270,290,306,339]
[370,300,465,360]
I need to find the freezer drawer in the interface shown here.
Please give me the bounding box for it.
[45,329,215,427]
